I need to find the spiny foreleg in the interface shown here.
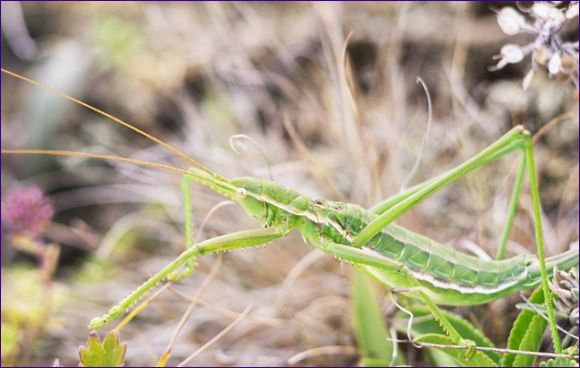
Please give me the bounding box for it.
[167,174,197,282]
[89,227,285,329]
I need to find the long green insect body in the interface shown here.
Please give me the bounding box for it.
[1,68,577,355]
[198,175,579,306]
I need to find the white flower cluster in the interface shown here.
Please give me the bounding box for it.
[492,2,579,90]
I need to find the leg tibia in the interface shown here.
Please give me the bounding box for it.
[88,227,284,329]
[357,126,528,247]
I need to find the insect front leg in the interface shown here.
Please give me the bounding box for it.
[496,155,526,259]
[167,174,197,282]
[89,227,285,330]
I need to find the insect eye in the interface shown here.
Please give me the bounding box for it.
[236,188,248,197]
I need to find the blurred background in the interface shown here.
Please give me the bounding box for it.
[1,2,578,366]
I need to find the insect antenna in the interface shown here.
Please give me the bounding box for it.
[1,68,223,180]
[1,148,196,178]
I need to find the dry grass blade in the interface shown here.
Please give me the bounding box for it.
[533,111,576,144]
[287,345,359,365]
[167,287,284,327]
[275,249,324,309]
[177,304,253,367]
[399,77,433,191]
[158,255,223,366]
[228,134,274,181]
[198,201,235,237]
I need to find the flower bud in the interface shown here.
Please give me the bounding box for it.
[560,53,576,71]
[500,44,525,64]
[532,3,553,19]
[565,2,579,19]
[522,69,535,90]
[497,7,526,35]
[533,45,552,65]
[1,185,54,238]
[548,52,562,75]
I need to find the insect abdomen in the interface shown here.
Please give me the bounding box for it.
[370,224,530,296]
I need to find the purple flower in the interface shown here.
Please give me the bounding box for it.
[1,185,54,238]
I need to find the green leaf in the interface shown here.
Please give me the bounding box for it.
[539,357,578,367]
[360,357,393,367]
[426,347,461,367]
[512,314,547,367]
[415,333,497,367]
[502,288,546,366]
[394,305,500,364]
[79,330,126,367]
[351,268,396,366]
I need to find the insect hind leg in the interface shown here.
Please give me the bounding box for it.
[356,126,528,247]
